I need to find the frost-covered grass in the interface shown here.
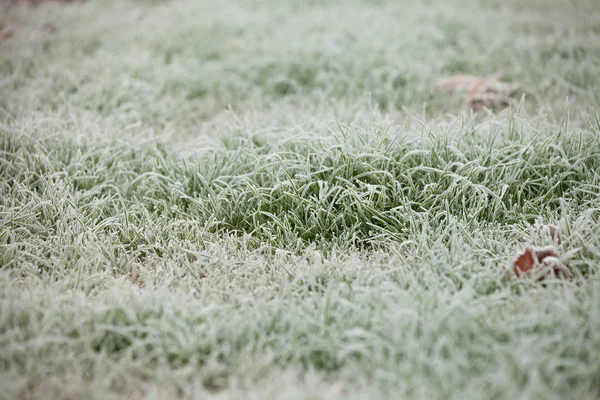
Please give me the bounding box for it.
[1,0,600,399]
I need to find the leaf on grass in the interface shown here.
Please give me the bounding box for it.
[540,256,573,280]
[510,246,572,281]
[534,247,559,263]
[435,72,518,111]
[512,247,537,276]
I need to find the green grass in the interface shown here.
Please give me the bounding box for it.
[1,0,600,399]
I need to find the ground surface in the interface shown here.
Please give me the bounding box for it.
[1,0,600,399]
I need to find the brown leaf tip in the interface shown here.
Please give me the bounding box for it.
[541,256,573,280]
[511,246,572,281]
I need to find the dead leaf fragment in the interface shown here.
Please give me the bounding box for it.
[511,246,571,281]
[435,72,517,96]
[534,247,558,262]
[513,247,537,276]
[541,256,573,280]
[435,72,518,111]
[435,74,482,94]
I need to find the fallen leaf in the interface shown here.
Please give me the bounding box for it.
[510,246,572,281]
[534,247,558,262]
[435,74,484,94]
[513,247,537,277]
[435,72,518,111]
[435,73,517,96]
[540,256,573,280]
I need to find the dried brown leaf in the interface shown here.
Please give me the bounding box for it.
[534,247,559,263]
[513,247,536,277]
[510,246,572,281]
[435,72,518,111]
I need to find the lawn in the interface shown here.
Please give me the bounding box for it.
[1,0,600,399]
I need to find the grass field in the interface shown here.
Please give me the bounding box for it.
[1,0,600,398]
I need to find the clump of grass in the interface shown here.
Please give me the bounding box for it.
[3,111,599,256]
[1,108,600,398]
